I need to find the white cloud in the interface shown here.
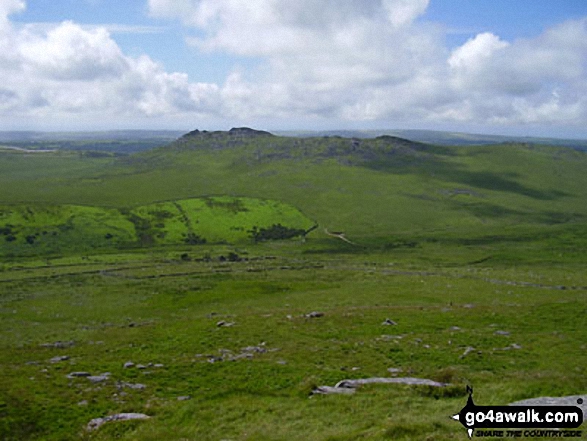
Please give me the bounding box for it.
[0,5,220,126]
[444,19,587,126]
[383,0,429,27]
[448,32,509,71]
[1,0,587,133]
[145,0,587,131]
[0,0,25,22]
[19,21,128,80]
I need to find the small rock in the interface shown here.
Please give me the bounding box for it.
[494,330,511,336]
[153,364,164,368]
[510,343,522,349]
[78,400,89,406]
[67,372,91,378]
[50,355,70,363]
[460,346,477,359]
[382,318,397,326]
[305,311,324,318]
[88,373,110,383]
[312,386,356,395]
[136,364,147,370]
[335,377,448,388]
[40,341,75,349]
[242,345,266,354]
[177,396,192,401]
[314,377,449,395]
[377,335,404,341]
[387,368,403,374]
[118,382,146,390]
[449,326,461,331]
[216,320,234,327]
[123,361,135,369]
[86,413,150,431]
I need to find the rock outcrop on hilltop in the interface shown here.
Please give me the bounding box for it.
[182,127,274,139]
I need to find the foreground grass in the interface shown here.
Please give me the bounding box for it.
[0,234,585,440]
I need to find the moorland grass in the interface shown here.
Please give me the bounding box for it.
[0,133,586,439]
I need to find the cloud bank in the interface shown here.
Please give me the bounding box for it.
[1,0,586,133]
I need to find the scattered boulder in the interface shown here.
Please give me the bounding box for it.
[50,356,70,363]
[312,386,356,395]
[495,343,522,351]
[40,341,75,349]
[216,320,235,328]
[382,318,397,326]
[335,377,448,388]
[313,377,449,395]
[117,382,146,390]
[460,346,478,359]
[67,372,91,379]
[305,311,324,318]
[377,334,404,341]
[87,413,150,431]
[123,361,135,369]
[242,345,267,354]
[203,343,274,363]
[177,396,192,401]
[494,330,511,336]
[88,373,111,383]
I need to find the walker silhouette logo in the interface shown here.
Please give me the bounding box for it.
[451,387,584,439]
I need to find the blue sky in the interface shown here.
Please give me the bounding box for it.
[2,0,587,137]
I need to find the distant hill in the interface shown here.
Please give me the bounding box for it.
[276,129,587,151]
[0,130,185,142]
[1,127,587,255]
[2,128,586,154]
[0,130,186,154]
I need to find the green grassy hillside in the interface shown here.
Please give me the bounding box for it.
[1,129,586,440]
[0,197,314,257]
[1,129,587,248]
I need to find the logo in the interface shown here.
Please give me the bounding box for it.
[451,386,584,439]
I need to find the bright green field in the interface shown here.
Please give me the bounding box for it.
[0,197,314,257]
[0,132,586,440]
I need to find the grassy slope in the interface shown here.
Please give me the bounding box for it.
[0,197,314,257]
[1,135,586,243]
[0,132,586,440]
[0,242,585,440]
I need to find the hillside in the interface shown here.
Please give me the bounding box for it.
[1,129,586,440]
[1,128,587,255]
[278,129,587,151]
[0,197,314,257]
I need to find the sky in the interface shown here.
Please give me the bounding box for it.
[1,0,587,137]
